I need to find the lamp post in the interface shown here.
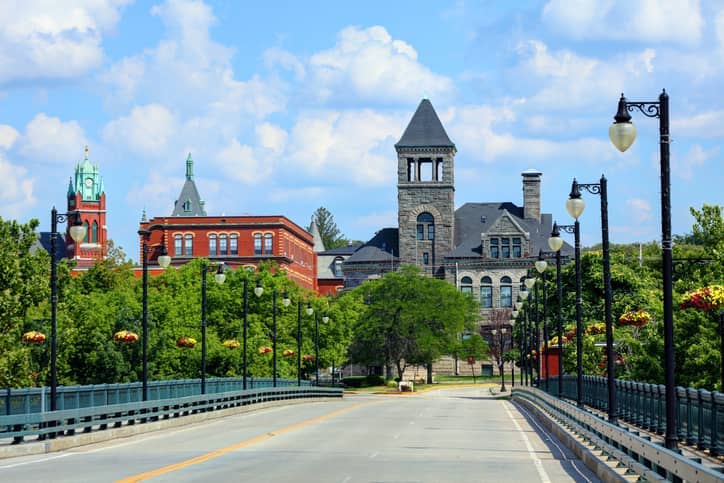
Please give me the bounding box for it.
[561,195,583,407]
[509,315,517,388]
[548,222,570,398]
[305,303,313,383]
[535,250,549,392]
[297,301,302,386]
[138,226,171,402]
[609,90,676,449]
[524,277,536,385]
[242,277,249,390]
[200,263,225,394]
[568,177,616,423]
[515,295,525,386]
[49,208,86,413]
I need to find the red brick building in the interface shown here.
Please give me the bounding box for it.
[138,155,317,291]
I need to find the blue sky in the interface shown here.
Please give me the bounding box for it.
[1,0,722,262]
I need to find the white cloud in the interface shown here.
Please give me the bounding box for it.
[19,114,87,163]
[102,104,177,157]
[0,125,19,149]
[307,26,454,104]
[126,171,182,215]
[214,138,271,185]
[542,0,703,46]
[626,198,652,223]
[256,123,288,155]
[287,109,403,184]
[673,144,718,180]
[264,47,306,81]
[0,0,130,85]
[355,210,398,229]
[0,155,35,218]
[267,186,324,203]
[675,110,724,138]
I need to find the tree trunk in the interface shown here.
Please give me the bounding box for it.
[426,363,433,384]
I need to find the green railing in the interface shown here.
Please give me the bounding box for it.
[540,374,723,456]
[2,377,309,416]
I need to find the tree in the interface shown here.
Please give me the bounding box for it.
[350,265,479,381]
[308,207,348,250]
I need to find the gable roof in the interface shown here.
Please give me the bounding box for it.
[448,202,572,258]
[344,228,399,264]
[171,153,207,216]
[395,99,455,149]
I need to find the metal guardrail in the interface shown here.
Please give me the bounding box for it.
[1,386,341,445]
[2,377,309,415]
[542,374,724,456]
[513,387,724,482]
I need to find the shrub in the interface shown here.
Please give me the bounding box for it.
[342,376,366,388]
[386,380,398,388]
[364,374,385,386]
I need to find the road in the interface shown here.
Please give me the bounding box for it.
[0,386,601,482]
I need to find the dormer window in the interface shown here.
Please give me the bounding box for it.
[489,238,499,258]
[501,238,510,258]
[183,199,192,212]
[513,237,521,258]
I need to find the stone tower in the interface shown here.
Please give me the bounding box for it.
[66,145,106,267]
[396,99,456,278]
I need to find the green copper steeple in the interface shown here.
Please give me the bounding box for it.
[186,153,194,180]
[72,145,104,201]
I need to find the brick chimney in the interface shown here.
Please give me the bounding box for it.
[522,169,542,221]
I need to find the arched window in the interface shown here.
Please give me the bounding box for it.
[82,221,89,243]
[174,234,183,256]
[91,221,98,243]
[264,233,273,254]
[480,276,492,308]
[417,212,434,240]
[209,234,217,255]
[254,234,262,255]
[333,257,344,277]
[500,276,512,308]
[184,234,193,256]
[230,234,238,255]
[219,234,228,255]
[460,276,473,294]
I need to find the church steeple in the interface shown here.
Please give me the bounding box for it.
[172,153,207,216]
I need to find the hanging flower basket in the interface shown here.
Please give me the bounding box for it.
[680,285,724,312]
[302,354,315,362]
[223,339,240,349]
[177,336,197,348]
[565,327,576,341]
[22,331,46,344]
[282,349,295,357]
[617,310,652,327]
[585,322,607,336]
[258,346,272,355]
[113,330,139,344]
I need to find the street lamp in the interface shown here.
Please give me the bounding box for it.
[609,90,676,449]
[508,318,515,388]
[565,183,584,408]
[535,250,549,392]
[253,283,290,387]
[515,296,525,386]
[548,222,570,399]
[49,207,86,413]
[569,177,616,423]
[302,302,314,385]
[524,277,537,386]
[138,226,171,402]
[200,263,225,394]
[241,276,249,390]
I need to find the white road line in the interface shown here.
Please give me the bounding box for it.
[0,453,72,469]
[369,451,379,459]
[503,401,551,483]
[341,476,351,483]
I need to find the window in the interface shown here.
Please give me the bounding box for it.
[500,276,512,308]
[513,237,521,258]
[417,212,434,241]
[91,221,98,243]
[422,252,429,265]
[501,238,510,258]
[333,257,344,277]
[183,199,191,212]
[490,238,499,258]
[219,234,228,255]
[209,234,217,255]
[264,233,273,254]
[230,234,238,255]
[82,221,89,242]
[480,276,492,308]
[184,234,193,256]
[461,276,473,294]
[254,234,262,255]
[407,159,415,182]
[174,234,183,256]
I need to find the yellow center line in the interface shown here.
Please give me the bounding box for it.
[116,401,376,482]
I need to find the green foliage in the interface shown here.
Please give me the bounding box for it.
[308,206,348,249]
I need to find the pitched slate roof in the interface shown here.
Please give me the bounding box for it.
[319,243,364,256]
[171,153,207,217]
[395,99,455,148]
[344,228,399,264]
[448,202,573,258]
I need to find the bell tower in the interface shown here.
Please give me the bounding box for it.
[396,99,456,278]
[67,146,107,267]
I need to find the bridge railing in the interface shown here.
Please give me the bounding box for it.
[1,385,341,445]
[2,377,309,415]
[541,374,723,456]
[513,386,724,482]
